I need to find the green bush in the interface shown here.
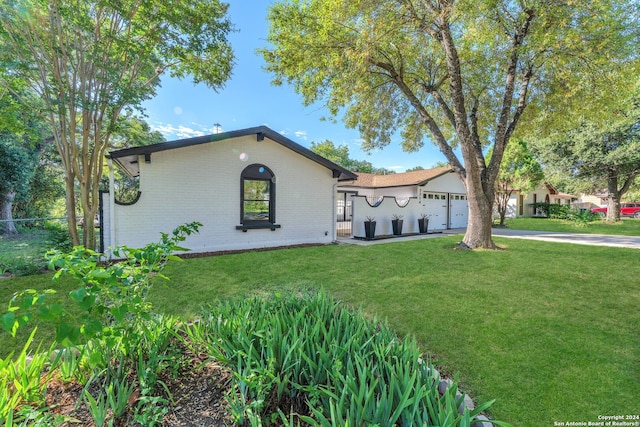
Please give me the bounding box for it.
[531,203,598,225]
[44,222,73,253]
[187,291,510,426]
[1,222,201,425]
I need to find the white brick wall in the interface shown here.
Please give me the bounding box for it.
[108,134,337,253]
[348,172,468,235]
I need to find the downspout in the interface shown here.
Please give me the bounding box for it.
[108,158,116,257]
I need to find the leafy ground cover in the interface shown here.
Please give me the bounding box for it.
[504,217,640,235]
[1,232,639,426]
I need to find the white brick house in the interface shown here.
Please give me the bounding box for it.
[102,126,356,254]
[337,167,469,235]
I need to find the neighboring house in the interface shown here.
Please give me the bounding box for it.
[337,167,468,235]
[575,192,607,210]
[101,126,356,255]
[503,182,577,218]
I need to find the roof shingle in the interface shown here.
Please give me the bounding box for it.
[341,166,452,188]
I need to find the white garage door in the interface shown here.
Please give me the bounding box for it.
[449,194,468,228]
[423,192,448,230]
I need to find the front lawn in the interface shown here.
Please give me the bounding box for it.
[0,229,50,276]
[1,236,638,426]
[505,217,640,235]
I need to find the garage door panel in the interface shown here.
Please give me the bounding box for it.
[449,194,468,229]
[423,192,448,230]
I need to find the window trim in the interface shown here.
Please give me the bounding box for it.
[236,163,280,232]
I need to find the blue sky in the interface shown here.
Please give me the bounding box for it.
[141,1,446,172]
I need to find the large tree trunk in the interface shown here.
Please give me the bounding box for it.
[63,172,81,246]
[462,174,498,249]
[605,174,621,223]
[0,192,18,236]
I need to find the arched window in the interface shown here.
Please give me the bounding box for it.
[239,164,278,229]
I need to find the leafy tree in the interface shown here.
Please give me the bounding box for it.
[109,115,166,203]
[0,85,54,235]
[405,166,425,172]
[0,0,234,248]
[532,96,640,223]
[310,140,374,173]
[262,0,638,248]
[13,145,65,220]
[0,138,34,235]
[488,140,543,226]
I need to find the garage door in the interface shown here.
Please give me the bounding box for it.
[449,194,468,228]
[423,192,448,230]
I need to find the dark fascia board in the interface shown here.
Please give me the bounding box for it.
[107,125,357,181]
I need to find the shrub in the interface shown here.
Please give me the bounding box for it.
[44,222,73,253]
[187,291,511,426]
[531,203,598,225]
[1,222,201,425]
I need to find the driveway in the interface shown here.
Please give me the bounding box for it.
[491,228,640,249]
[338,228,640,249]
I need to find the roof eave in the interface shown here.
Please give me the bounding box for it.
[107,125,357,181]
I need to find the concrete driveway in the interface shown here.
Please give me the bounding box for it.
[338,228,640,249]
[492,227,640,249]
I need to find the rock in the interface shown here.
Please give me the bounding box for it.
[457,393,475,414]
[426,366,440,381]
[49,346,81,364]
[438,379,453,395]
[463,393,475,411]
[471,414,494,427]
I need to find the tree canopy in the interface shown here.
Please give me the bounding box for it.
[309,140,398,174]
[262,0,639,248]
[489,139,544,226]
[0,0,235,247]
[532,94,640,222]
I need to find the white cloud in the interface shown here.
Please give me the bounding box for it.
[294,130,307,140]
[173,106,183,115]
[151,123,206,139]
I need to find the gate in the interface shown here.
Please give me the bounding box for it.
[336,191,355,236]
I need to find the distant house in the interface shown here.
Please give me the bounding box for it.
[101,126,356,254]
[337,167,468,236]
[575,192,607,210]
[503,182,577,218]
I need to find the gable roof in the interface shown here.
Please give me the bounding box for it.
[107,125,358,181]
[340,166,453,189]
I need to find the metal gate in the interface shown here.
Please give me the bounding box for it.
[337,191,355,236]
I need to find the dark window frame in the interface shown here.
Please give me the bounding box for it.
[236,164,280,231]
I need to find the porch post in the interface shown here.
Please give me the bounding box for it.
[108,158,116,254]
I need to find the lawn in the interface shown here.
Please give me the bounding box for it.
[1,234,639,426]
[0,229,50,276]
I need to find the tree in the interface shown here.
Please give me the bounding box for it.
[0,0,234,248]
[489,140,543,226]
[261,0,638,248]
[532,96,640,223]
[109,114,166,203]
[405,166,425,172]
[0,83,54,235]
[0,138,34,235]
[310,139,375,172]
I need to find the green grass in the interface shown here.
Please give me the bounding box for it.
[505,217,640,235]
[0,229,50,276]
[1,236,639,426]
